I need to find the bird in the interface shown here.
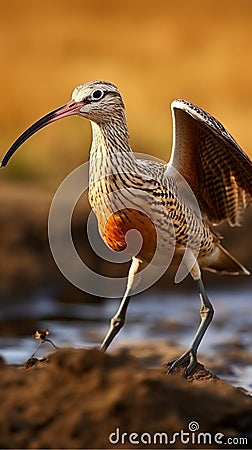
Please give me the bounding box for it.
[1,80,252,375]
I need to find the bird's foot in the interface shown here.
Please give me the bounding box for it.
[165,348,198,376]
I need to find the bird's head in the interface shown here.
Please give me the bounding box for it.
[1,80,125,167]
[72,80,125,122]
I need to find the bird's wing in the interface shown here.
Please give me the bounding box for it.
[168,99,252,226]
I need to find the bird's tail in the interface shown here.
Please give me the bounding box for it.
[201,243,250,275]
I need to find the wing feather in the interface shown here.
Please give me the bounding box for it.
[169,99,252,226]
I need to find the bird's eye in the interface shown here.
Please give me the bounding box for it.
[91,89,104,100]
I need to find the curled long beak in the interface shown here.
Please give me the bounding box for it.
[0,100,84,167]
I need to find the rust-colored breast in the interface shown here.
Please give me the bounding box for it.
[101,208,157,262]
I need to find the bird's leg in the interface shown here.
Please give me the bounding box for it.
[100,257,141,352]
[167,264,214,375]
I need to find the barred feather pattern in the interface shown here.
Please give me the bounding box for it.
[170,100,252,227]
[88,118,215,263]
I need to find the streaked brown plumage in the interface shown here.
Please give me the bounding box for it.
[1,81,251,375]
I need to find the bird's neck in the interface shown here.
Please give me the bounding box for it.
[90,118,132,159]
[88,116,138,230]
[89,117,135,183]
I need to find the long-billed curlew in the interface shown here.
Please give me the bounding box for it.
[1,81,252,374]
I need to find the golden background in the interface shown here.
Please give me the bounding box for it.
[1,0,252,186]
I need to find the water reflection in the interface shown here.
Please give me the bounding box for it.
[0,288,251,393]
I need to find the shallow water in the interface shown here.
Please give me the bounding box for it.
[0,288,252,393]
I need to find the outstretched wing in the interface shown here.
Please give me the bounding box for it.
[168,99,252,226]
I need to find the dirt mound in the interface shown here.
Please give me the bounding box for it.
[0,348,251,449]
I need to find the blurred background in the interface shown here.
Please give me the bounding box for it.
[0,0,251,386]
[1,0,252,183]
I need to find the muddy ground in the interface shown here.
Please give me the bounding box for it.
[0,345,251,449]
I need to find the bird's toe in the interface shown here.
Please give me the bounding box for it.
[165,349,198,376]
